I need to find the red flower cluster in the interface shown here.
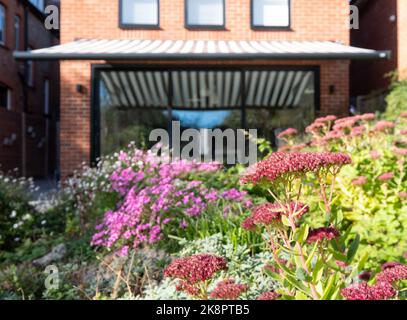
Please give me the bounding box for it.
[257,291,281,300]
[241,202,309,230]
[306,227,340,243]
[342,264,407,300]
[277,128,298,139]
[341,282,396,300]
[241,152,351,185]
[376,264,407,284]
[209,279,249,300]
[164,254,228,285]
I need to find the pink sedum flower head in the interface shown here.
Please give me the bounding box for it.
[378,172,394,182]
[360,113,376,121]
[374,120,395,132]
[257,291,281,300]
[370,150,381,160]
[164,254,228,284]
[277,128,298,139]
[400,112,407,118]
[315,115,337,123]
[241,152,351,185]
[210,279,249,300]
[307,227,340,243]
[352,176,368,186]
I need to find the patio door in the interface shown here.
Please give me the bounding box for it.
[92,66,318,160]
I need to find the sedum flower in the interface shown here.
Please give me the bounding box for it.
[210,279,249,300]
[341,282,396,300]
[307,227,340,243]
[378,172,394,182]
[376,264,407,284]
[277,128,298,139]
[241,152,351,185]
[374,120,395,132]
[257,291,281,300]
[164,254,228,284]
[352,176,367,186]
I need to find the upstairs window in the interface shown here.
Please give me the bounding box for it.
[0,4,5,45]
[0,84,11,110]
[252,0,290,29]
[120,0,160,27]
[186,0,225,28]
[29,0,44,12]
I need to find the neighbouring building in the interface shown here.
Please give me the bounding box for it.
[0,0,59,178]
[350,0,407,98]
[14,0,388,179]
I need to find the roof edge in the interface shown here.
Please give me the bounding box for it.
[13,50,391,61]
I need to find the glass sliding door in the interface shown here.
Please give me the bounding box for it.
[94,67,318,160]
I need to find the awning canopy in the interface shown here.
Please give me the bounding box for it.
[13,39,390,61]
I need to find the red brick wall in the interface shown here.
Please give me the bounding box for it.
[61,0,350,44]
[0,0,59,177]
[350,0,398,96]
[60,0,351,178]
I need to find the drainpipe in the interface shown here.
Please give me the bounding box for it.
[21,3,29,177]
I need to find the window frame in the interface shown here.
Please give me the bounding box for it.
[119,0,160,29]
[251,0,291,30]
[0,3,6,46]
[14,15,20,50]
[43,78,50,115]
[0,83,11,110]
[185,0,226,30]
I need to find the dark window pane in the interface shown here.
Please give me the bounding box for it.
[0,85,9,109]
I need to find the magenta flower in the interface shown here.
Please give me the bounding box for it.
[210,279,249,300]
[370,150,381,160]
[257,291,281,300]
[241,152,351,185]
[307,227,340,243]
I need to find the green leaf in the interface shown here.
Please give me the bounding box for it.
[312,259,324,284]
[321,274,337,300]
[295,291,309,300]
[296,268,312,282]
[347,235,360,262]
[281,215,291,227]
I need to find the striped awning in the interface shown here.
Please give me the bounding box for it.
[99,69,314,110]
[14,39,390,60]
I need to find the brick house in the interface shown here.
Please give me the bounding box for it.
[14,0,388,179]
[350,0,407,97]
[0,0,59,178]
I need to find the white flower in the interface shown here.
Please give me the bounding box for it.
[10,210,17,218]
[14,237,20,242]
[22,214,32,221]
[13,223,19,229]
[41,220,47,225]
